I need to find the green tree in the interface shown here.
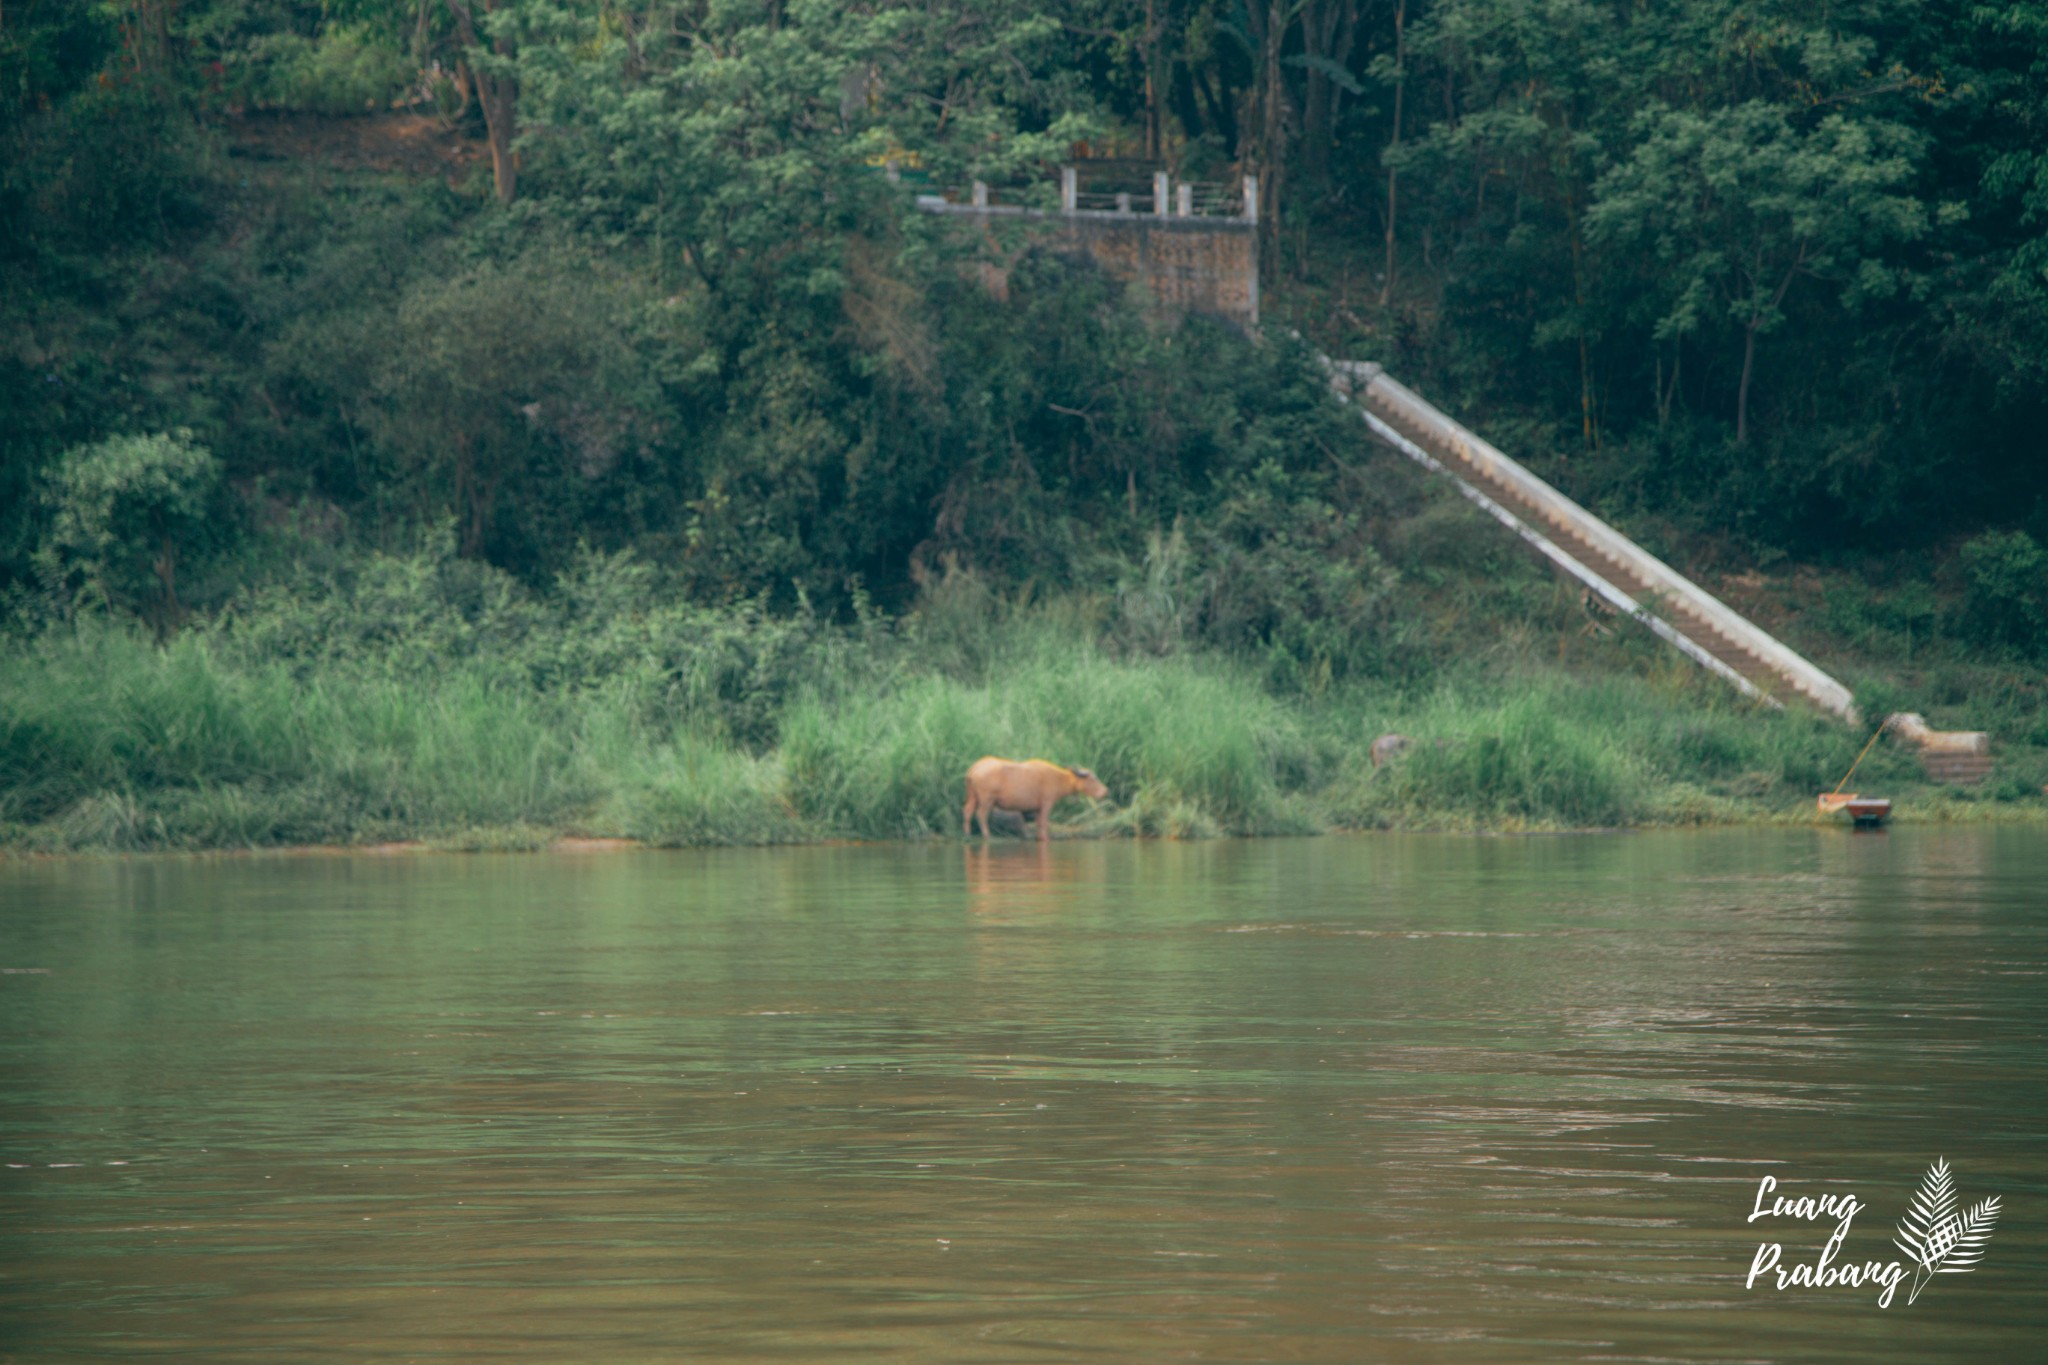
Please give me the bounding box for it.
[1959,529,2048,656]
[369,253,668,571]
[1974,1,2048,398]
[1390,0,1648,444]
[1587,103,1937,444]
[514,0,1091,298]
[35,430,221,632]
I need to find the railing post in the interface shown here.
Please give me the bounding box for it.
[1115,191,1132,213]
[1243,174,1259,223]
[1177,183,1193,217]
[971,180,988,208]
[1060,166,1078,212]
[1153,171,1169,216]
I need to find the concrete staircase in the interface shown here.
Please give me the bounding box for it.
[1327,360,1859,723]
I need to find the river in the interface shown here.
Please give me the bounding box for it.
[2,829,2043,1360]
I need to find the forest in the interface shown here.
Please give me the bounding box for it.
[4,0,2047,849]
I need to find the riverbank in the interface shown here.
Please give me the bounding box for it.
[7,581,2044,855]
[12,794,2039,861]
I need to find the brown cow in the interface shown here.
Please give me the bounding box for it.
[963,757,1110,842]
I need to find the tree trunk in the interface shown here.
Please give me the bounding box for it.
[1143,0,1162,162]
[1254,0,1291,272]
[1656,345,1680,430]
[448,0,517,203]
[1737,253,1803,446]
[480,75,516,203]
[1380,0,1405,306]
[453,431,496,557]
[1192,62,1235,151]
[1300,2,1332,181]
[1299,0,1360,183]
[619,7,643,82]
[121,0,175,77]
[1737,321,1758,445]
[1560,116,1594,452]
[152,529,181,642]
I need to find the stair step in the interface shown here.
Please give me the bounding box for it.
[1345,368,1857,720]
[1923,754,1994,785]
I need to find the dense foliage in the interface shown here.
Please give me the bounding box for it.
[4,546,1992,850]
[8,2,2048,608]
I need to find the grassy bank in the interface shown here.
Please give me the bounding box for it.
[7,557,2043,854]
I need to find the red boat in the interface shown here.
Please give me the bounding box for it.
[1817,792,1891,826]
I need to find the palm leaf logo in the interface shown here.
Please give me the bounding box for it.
[1893,1158,1957,1262]
[1893,1158,2000,1305]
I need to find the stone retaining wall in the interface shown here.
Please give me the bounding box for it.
[915,200,1258,330]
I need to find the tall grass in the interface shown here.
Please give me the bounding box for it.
[1320,674,1906,830]
[781,631,1314,839]
[1,593,2032,853]
[1362,690,1644,828]
[0,626,608,849]
[585,707,804,846]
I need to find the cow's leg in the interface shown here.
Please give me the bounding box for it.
[1036,798,1053,842]
[963,792,976,838]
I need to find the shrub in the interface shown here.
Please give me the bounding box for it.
[597,729,805,846]
[369,253,673,574]
[0,622,611,847]
[225,26,414,116]
[35,430,222,632]
[211,536,891,751]
[1197,465,1406,692]
[1959,530,2048,657]
[1102,472,1411,693]
[1395,695,1638,827]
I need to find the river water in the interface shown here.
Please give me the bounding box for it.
[2,829,2043,1361]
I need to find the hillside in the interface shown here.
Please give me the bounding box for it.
[3,2,2046,849]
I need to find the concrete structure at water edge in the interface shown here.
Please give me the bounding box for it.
[915,169,1259,330]
[1885,713,1994,786]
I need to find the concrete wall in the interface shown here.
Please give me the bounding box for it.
[915,201,1259,330]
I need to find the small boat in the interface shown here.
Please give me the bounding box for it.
[1818,792,1891,827]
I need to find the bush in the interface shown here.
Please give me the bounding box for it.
[1197,464,1406,692]
[220,25,414,115]
[1958,530,2048,657]
[370,254,674,574]
[1389,694,1639,827]
[0,622,612,848]
[596,728,804,846]
[0,79,206,267]
[1103,471,1412,693]
[212,537,885,750]
[35,430,222,632]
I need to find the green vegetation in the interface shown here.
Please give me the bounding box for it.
[3,1,2046,851]
[5,528,2042,852]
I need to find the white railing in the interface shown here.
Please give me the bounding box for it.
[913,170,1257,223]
